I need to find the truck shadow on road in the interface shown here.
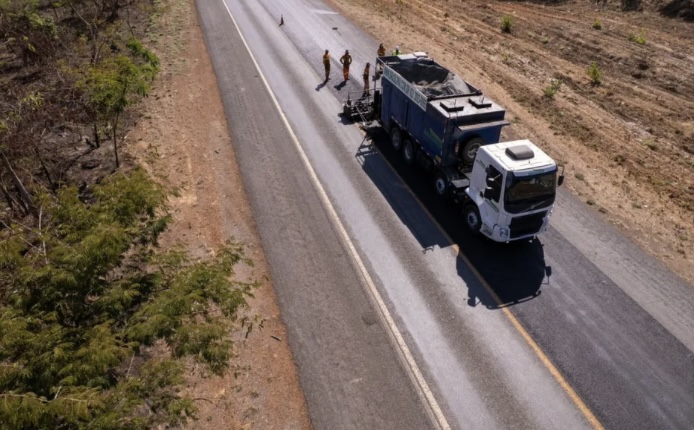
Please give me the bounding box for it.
[357,126,549,308]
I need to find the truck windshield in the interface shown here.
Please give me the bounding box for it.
[504,170,557,213]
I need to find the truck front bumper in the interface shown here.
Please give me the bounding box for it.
[484,218,550,243]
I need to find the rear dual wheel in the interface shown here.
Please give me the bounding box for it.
[434,171,448,197]
[402,139,415,165]
[390,126,403,151]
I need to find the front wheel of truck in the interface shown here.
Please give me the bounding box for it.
[463,205,482,234]
[390,126,403,151]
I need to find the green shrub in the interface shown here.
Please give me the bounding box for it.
[586,62,602,85]
[592,20,602,30]
[543,79,562,98]
[628,32,646,45]
[501,15,514,33]
[0,169,257,428]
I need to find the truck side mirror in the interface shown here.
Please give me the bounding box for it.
[558,175,565,187]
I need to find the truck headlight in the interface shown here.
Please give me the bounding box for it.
[499,227,510,239]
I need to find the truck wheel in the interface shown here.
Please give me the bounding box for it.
[434,171,448,197]
[402,139,416,165]
[390,126,403,151]
[463,205,482,234]
[461,137,484,164]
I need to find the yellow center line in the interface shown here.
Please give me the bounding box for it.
[452,242,606,430]
[357,121,603,429]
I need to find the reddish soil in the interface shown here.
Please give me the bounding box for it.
[326,0,694,285]
[126,0,311,427]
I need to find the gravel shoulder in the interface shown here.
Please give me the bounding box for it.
[126,0,311,427]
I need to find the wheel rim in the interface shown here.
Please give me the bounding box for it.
[391,129,402,150]
[465,141,481,161]
[435,177,446,195]
[466,209,479,230]
[404,142,414,162]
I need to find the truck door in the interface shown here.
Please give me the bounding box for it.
[480,164,502,227]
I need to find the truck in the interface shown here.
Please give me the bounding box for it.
[343,52,564,242]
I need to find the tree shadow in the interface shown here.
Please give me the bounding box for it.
[659,0,694,20]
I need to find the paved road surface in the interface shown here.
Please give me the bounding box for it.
[196,0,694,428]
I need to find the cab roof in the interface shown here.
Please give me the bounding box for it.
[480,140,556,174]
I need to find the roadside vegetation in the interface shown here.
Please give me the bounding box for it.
[0,0,256,427]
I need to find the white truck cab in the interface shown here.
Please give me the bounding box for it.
[463,140,564,242]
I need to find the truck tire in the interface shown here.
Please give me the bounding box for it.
[463,205,482,234]
[390,126,403,151]
[461,137,484,164]
[434,171,448,197]
[402,139,416,165]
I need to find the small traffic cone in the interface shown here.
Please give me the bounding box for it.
[279,15,284,26]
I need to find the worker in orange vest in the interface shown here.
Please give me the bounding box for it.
[376,43,386,76]
[340,50,352,81]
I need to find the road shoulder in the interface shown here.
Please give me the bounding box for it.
[126,0,311,427]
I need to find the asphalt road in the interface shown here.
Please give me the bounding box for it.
[196,0,694,429]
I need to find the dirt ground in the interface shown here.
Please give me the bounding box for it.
[125,0,311,428]
[326,0,694,285]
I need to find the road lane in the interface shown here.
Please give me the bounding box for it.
[195,1,432,428]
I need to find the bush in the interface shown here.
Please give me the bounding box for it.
[0,169,257,429]
[628,32,647,45]
[587,62,602,85]
[543,79,562,98]
[593,20,602,30]
[501,15,514,33]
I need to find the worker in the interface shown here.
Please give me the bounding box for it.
[376,43,386,77]
[322,49,331,81]
[340,50,352,81]
[362,63,371,97]
[392,45,401,55]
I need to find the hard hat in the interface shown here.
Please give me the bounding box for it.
[396,45,400,50]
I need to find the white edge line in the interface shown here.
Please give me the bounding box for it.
[217,1,451,429]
